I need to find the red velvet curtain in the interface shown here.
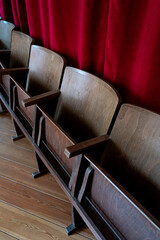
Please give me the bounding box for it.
[0,0,160,113]
[10,0,29,33]
[0,0,13,22]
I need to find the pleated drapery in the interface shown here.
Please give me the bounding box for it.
[0,0,160,113]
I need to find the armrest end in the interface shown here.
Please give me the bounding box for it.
[22,90,60,107]
[0,50,11,56]
[0,67,29,76]
[65,135,109,158]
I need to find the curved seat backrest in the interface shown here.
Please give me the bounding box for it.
[54,67,120,142]
[9,31,33,68]
[26,45,65,95]
[0,20,15,49]
[14,45,65,126]
[100,104,160,221]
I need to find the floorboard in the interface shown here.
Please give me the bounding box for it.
[0,201,91,240]
[0,113,94,239]
[0,230,18,240]
[0,157,69,202]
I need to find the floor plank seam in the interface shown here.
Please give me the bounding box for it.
[0,127,15,133]
[0,139,34,153]
[0,230,19,240]
[0,114,94,240]
[0,200,94,239]
[0,175,70,203]
[0,156,37,170]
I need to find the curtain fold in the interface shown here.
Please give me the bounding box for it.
[0,0,13,22]
[10,0,29,33]
[104,0,160,112]
[0,0,160,113]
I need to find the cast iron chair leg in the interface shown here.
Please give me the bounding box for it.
[65,206,84,235]
[11,120,25,141]
[32,153,49,178]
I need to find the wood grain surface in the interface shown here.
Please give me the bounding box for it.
[0,112,94,239]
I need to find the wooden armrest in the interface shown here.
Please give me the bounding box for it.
[22,90,60,107]
[65,135,109,158]
[0,67,29,76]
[0,50,10,55]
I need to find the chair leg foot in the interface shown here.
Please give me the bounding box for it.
[11,134,25,141]
[32,169,49,179]
[65,224,78,235]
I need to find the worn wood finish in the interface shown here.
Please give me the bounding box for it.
[26,45,65,95]
[30,67,120,237]
[0,231,18,240]
[8,46,65,139]
[44,114,76,175]
[0,21,15,50]
[0,139,36,168]
[9,31,33,68]
[22,90,61,107]
[79,155,160,240]
[0,176,72,226]
[0,31,33,103]
[99,104,160,221]
[0,202,91,240]
[0,113,93,239]
[55,67,120,142]
[65,135,109,158]
[0,112,15,130]
[68,104,160,239]
[35,66,120,176]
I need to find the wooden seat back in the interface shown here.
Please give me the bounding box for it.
[36,67,120,181]
[9,31,33,68]
[77,104,160,238]
[54,67,120,142]
[25,45,65,95]
[99,104,160,221]
[0,31,33,97]
[0,20,15,49]
[12,46,65,129]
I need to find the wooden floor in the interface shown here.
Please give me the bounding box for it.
[0,112,95,240]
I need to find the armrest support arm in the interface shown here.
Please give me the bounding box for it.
[0,50,10,56]
[65,135,109,158]
[22,90,60,107]
[0,67,29,76]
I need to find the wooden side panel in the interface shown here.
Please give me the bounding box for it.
[16,85,35,125]
[89,164,160,240]
[26,45,64,95]
[10,31,33,68]
[0,21,15,49]
[0,61,10,95]
[1,75,10,96]
[54,67,119,142]
[45,116,76,174]
[100,104,160,220]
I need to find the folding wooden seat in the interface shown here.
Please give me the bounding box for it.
[65,104,160,239]
[25,66,120,233]
[0,30,33,112]
[0,20,15,50]
[6,45,65,140]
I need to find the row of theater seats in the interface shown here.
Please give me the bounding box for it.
[0,20,160,240]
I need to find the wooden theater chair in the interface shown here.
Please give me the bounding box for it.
[24,67,120,233]
[0,30,33,112]
[0,20,15,50]
[65,104,160,239]
[7,45,65,140]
